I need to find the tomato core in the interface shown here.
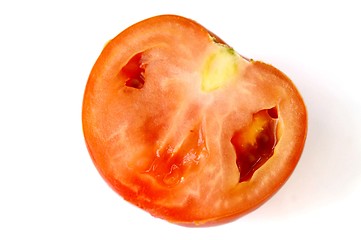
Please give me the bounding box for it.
[231,108,278,182]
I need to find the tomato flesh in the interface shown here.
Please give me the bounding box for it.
[146,125,206,186]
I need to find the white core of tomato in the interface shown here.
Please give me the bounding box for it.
[201,45,239,92]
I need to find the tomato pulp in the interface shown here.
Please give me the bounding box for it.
[82,15,307,226]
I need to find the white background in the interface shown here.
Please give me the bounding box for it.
[1,0,360,239]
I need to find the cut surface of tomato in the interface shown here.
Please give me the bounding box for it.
[82,15,307,226]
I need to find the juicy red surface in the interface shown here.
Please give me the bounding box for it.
[146,126,206,186]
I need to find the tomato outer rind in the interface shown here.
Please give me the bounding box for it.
[82,15,307,226]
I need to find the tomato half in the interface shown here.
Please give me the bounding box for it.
[82,15,307,226]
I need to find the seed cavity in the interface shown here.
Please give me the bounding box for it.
[231,107,279,182]
[267,107,278,119]
[121,53,145,89]
[125,78,144,89]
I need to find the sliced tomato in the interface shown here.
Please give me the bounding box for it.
[82,15,307,226]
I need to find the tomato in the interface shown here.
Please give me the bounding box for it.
[82,15,307,226]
